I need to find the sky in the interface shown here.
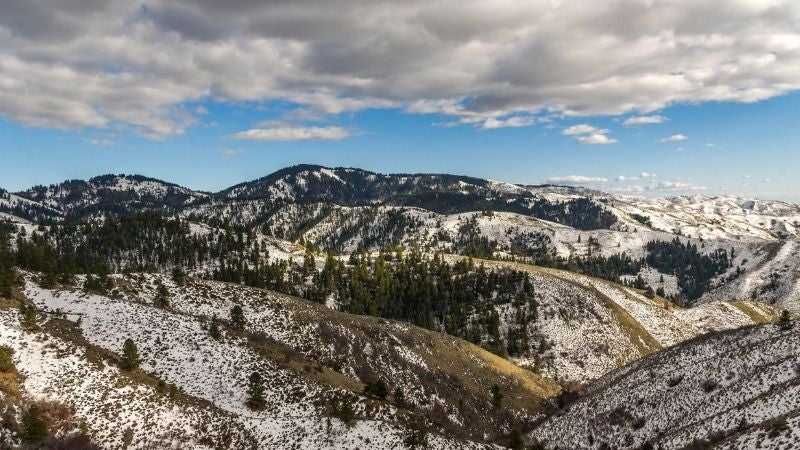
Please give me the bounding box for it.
[1,1,799,200]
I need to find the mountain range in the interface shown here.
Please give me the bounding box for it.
[1,164,798,449]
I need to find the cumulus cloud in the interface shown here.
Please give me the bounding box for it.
[233,126,351,141]
[577,133,618,145]
[2,1,800,136]
[661,134,688,143]
[623,115,667,126]
[563,124,617,144]
[481,115,538,129]
[546,175,608,184]
[563,124,601,136]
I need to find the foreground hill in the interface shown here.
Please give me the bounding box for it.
[2,273,559,448]
[529,320,800,449]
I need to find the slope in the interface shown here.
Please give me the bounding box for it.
[17,272,559,447]
[529,320,800,449]
[448,257,777,384]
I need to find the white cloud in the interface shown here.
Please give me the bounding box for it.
[577,133,618,145]
[2,2,800,137]
[546,175,608,184]
[563,124,602,136]
[661,134,688,143]
[232,126,351,141]
[640,172,656,178]
[623,115,667,126]
[481,115,538,129]
[562,124,618,144]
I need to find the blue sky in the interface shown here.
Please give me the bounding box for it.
[3,92,798,200]
[1,1,799,200]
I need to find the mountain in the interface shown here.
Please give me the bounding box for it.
[3,165,799,310]
[13,174,209,219]
[529,320,800,449]
[610,194,800,240]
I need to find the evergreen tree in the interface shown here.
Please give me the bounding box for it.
[171,267,186,286]
[778,310,794,331]
[247,371,265,410]
[303,248,316,277]
[230,304,246,330]
[364,379,388,400]
[208,315,221,340]
[393,387,407,408]
[120,338,140,370]
[19,303,38,331]
[330,397,356,426]
[491,384,503,409]
[154,282,170,309]
[21,404,48,443]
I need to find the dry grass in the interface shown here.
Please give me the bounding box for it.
[732,301,777,324]
[0,372,20,397]
[0,297,20,310]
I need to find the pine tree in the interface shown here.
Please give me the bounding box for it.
[171,267,186,286]
[246,371,265,410]
[303,248,316,277]
[208,315,221,340]
[508,428,525,450]
[120,338,140,370]
[230,304,246,330]
[331,397,355,426]
[393,387,407,408]
[364,379,388,399]
[154,282,170,309]
[19,303,38,331]
[21,404,48,443]
[491,384,503,409]
[778,310,794,331]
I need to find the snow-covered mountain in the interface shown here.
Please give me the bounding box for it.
[3,165,800,310]
[2,164,798,448]
[12,174,209,219]
[609,194,800,241]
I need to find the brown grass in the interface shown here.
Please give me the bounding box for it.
[733,301,777,324]
[0,372,20,397]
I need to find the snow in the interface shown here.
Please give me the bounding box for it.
[16,276,495,449]
[530,323,800,449]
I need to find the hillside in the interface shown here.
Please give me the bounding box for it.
[444,257,776,384]
[2,272,560,448]
[529,320,800,449]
